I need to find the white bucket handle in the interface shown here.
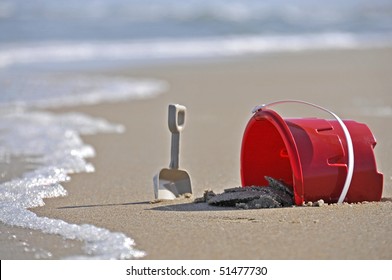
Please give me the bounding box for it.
[252,100,354,203]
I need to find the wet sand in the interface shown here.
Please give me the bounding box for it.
[4,47,392,259]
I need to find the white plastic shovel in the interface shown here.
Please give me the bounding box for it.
[153,104,192,199]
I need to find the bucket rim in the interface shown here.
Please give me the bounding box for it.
[253,108,305,205]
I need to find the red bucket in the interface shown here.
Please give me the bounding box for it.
[240,100,383,205]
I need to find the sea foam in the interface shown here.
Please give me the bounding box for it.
[0,110,146,259]
[1,33,391,69]
[0,74,168,109]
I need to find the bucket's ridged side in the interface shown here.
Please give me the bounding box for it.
[287,119,347,203]
[339,121,383,202]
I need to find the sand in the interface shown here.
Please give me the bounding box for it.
[3,48,392,259]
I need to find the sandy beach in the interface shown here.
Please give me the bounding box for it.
[2,47,392,259]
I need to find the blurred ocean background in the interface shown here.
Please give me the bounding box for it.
[1,0,392,72]
[2,0,392,107]
[0,0,392,259]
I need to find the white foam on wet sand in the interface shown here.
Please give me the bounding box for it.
[0,110,149,259]
[0,77,167,259]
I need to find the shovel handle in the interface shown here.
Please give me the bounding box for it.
[168,104,186,169]
[168,104,186,133]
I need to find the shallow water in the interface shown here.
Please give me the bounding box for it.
[0,110,153,259]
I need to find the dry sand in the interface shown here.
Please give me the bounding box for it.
[7,48,392,259]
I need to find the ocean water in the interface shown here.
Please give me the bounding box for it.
[1,0,392,259]
[1,0,392,69]
[0,111,147,259]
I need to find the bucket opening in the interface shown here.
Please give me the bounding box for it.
[241,114,295,191]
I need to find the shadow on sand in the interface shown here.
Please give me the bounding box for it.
[56,199,232,212]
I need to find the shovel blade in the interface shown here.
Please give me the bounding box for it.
[153,168,192,199]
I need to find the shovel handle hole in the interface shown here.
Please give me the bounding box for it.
[177,110,185,128]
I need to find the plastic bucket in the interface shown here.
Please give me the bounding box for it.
[240,100,383,205]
